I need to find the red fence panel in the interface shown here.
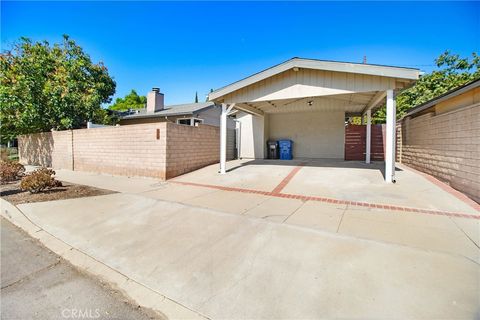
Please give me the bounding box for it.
[345,124,385,161]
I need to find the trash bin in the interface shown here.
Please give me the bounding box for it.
[267,140,279,159]
[278,140,293,160]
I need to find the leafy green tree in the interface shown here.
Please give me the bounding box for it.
[108,89,146,111]
[0,35,116,143]
[374,51,480,123]
[195,91,199,103]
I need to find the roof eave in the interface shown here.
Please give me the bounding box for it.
[209,58,420,101]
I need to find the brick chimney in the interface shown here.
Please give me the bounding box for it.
[146,88,164,113]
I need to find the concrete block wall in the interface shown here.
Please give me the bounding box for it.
[18,132,54,167]
[73,123,167,179]
[164,123,234,179]
[52,130,74,170]
[18,122,234,180]
[397,104,479,203]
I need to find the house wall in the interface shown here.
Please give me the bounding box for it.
[236,112,265,159]
[435,87,480,115]
[18,123,235,180]
[267,110,345,159]
[397,102,480,203]
[119,117,170,125]
[194,106,222,126]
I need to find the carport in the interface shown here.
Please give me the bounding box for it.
[209,58,420,182]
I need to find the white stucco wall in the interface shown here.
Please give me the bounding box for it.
[267,110,345,159]
[236,111,265,159]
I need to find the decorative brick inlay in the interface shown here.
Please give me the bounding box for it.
[170,180,479,220]
[271,163,305,194]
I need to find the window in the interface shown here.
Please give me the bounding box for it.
[176,118,204,126]
[177,118,191,126]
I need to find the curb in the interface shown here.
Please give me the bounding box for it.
[0,199,208,320]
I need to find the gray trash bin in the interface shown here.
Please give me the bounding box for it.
[267,141,279,159]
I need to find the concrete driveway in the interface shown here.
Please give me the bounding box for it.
[8,160,480,319]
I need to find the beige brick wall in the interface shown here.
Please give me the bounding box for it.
[18,122,235,180]
[165,123,221,179]
[52,130,74,170]
[72,123,167,179]
[398,104,480,203]
[18,132,54,167]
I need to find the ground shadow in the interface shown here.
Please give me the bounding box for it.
[226,158,403,179]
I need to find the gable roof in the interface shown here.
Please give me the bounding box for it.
[121,102,215,120]
[404,78,480,117]
[209,57,420,101]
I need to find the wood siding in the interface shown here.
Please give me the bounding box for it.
[223,68,397,104]
[344,124,385,161]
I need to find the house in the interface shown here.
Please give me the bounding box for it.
[208,57,421,182]
[397,78,480,202]
[119,88,224,127]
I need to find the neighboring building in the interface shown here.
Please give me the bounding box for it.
[119,88,223,127]
[209,57,420,182]
[397,78,480,203]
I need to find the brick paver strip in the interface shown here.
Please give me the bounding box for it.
[271,163,306,194]
[170,180,479,220]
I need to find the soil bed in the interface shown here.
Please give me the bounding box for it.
[0,180,115,205]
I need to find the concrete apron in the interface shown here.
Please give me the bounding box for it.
[4,194,479,320]
[0,199,205,320]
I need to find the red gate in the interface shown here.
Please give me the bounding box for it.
[344,124,385,161]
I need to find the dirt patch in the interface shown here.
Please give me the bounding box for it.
[0,180,116,205]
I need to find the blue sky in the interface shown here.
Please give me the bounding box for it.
[2,1,479,105]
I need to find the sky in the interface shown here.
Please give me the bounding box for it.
[1,1,479,106]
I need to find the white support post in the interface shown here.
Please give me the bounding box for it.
[365,109,371,164]
[219,103,235,174]
[385,89,396,183]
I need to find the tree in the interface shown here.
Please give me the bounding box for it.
[195,91,199,103]
[108,89,146,111]
[0,35,116,143]
[374,51,480,123]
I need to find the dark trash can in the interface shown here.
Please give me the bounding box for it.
[278,140,293,160]
[267,140,279,159]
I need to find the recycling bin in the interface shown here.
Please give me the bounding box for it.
[278,139,293,160]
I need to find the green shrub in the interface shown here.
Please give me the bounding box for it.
[20,168,62,193]
[0,160,25,183]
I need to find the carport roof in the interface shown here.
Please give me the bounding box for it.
[209,57,420,101]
